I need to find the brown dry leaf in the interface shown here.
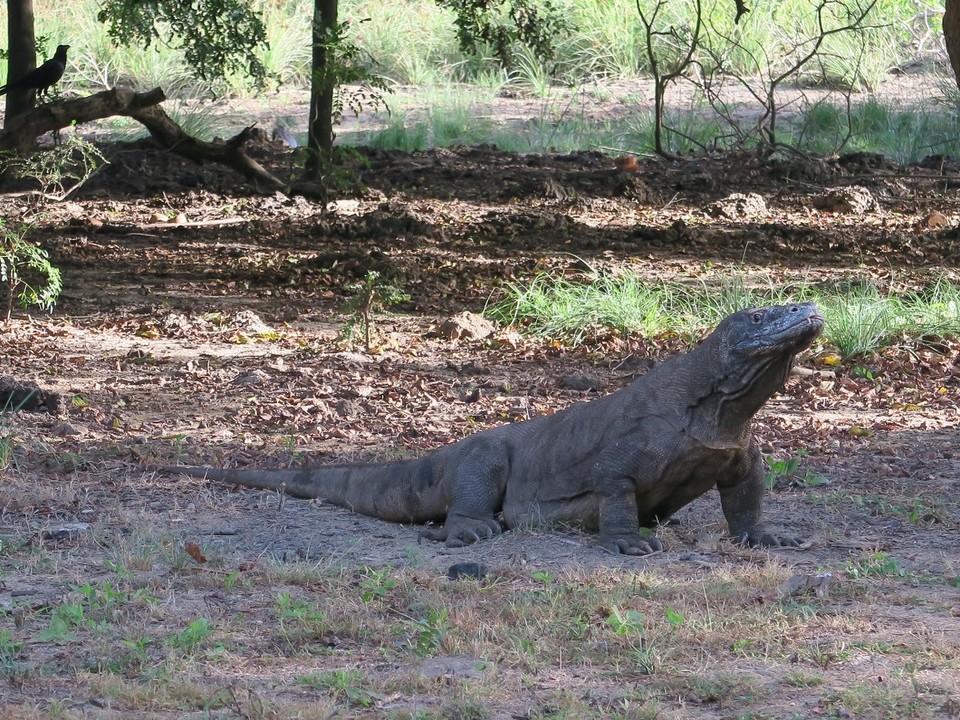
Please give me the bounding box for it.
[184,542,207,564]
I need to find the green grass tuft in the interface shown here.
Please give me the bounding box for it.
[487,270,960,357]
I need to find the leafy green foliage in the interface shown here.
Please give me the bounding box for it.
[37,603,85,643]
[1,133,107,202]
[434,0,568,69]
[845,552,907,579]
[0,221,61,321]
[296,669,374,707]
[97,0,269,87]
[275,593,326,628]
[359,567,397,603]
[401,609,450,658]
[0,629,25,671]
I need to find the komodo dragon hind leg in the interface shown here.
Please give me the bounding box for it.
[419,442,508,548]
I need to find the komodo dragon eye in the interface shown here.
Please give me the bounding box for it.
[751,312,763,324]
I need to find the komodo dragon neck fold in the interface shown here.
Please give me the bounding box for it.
[689,353,794,448]
[165,303,824,556]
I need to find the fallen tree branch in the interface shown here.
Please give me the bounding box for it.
[0,87,285,191]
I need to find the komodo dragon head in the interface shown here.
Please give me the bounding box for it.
[699,303,824,432]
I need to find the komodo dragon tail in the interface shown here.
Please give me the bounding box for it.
[164,459,449,524]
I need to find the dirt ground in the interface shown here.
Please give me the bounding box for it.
[1,111,959,717]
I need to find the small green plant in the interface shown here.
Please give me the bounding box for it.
[845,552,907,580]
[764,451,829,490]
[0,220,62,321]
[275,593,326,627]
[340,270,410,352]
[605,606,644,636]
[75,581,127,614]
[37,603,85,643]
[663,606,685,628]
[165,618,214,651]
[401,609,450,658]
[359,567,397,603]
[297,668,374,707]
[112,635,154,673]
[0,629,25,670]
[2,133,107,202]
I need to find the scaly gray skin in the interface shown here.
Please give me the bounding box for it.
[166,303,824,555]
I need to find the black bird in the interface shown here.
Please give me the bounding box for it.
[0,44,69,100]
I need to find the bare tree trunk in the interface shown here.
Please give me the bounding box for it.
[945,0,960,90]
[5,0,37,122]
[305,0,338,181]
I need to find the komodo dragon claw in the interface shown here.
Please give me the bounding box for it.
[733,527,803,548]
[419,516,504,547]
[601,535,665,556]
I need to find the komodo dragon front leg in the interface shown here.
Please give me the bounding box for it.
[719,440,803,548]
[597,481,665,555]
[593,434,670,556]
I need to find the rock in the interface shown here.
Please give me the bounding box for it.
[417,655,484,679]
[810,185,877,214]
[561,372,605,391]
[438,311,495,341]
[447,562,490,580]
[0,376,60,413]
[705,192,768,219]
[42,523,92,542]
[778,572,835,598]
[231,310,275,336]
[234,369,270,385]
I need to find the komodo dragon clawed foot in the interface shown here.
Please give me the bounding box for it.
[732,526,803,549]
[600,534,665,556]
[419,515,504,547]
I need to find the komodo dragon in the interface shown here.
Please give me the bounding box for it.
[166,303,823,555]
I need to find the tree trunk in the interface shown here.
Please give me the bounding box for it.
[946,0,960,91]
[305,0,338,180]
[5,0,37,122]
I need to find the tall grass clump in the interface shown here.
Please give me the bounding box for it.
[815,277,960,357]
[894,276,960,339]
[344,0,464,85]
[789,98,960,164]
[248,0,313,89]
[489,270,960,355]
[670,275,797,332]
[487,271,667,344]
[816,284,897,358]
